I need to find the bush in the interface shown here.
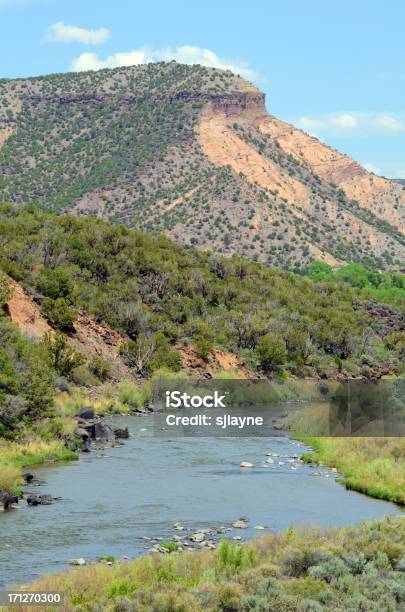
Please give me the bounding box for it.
[42,333,85,378]
[70,365,99,387]
[308,557,348,583]
[281,547,324,578]
[194,336,213,360]
[36,267,73,300]
[121,334,182,376]
[89,356,112,381]
[256,334,288,371]
[41,297,77,331]
[0,320,55,428]
[217,540,256,576]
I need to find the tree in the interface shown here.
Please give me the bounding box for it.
[256,334,288,371]
[120,333,182,376]
[306,260,332,281]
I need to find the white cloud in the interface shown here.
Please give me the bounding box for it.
[45,21,110,45]
[70,44,262,81]
[295,112,404,136]
[71,49,148,71]
[371,115,403,133]
[328,113,358,129]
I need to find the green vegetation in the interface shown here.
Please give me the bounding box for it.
[0,274,55,434]
[305,261,405,307]
[0,273,79,490]
[1,205,404,383]
[16,517,405,611]
[298,437,405,505]
[0,438,75,493]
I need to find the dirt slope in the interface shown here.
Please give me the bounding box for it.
[5,279,250,380]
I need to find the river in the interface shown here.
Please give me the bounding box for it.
[0,415,403,588]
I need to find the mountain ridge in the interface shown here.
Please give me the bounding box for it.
[0,62,404,269]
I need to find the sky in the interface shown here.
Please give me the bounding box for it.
[1,0,404,178]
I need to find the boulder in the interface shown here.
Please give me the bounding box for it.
[94,422,114,441]
[27,494,53,506]
[114,427,130,439]
[23,472,34,483]
[78,407,96,420]
[0,491,18,510]
[75,427,90,440]
[68,558,86,566]
[173,522,186,530]
[190,532,205,543]
[232,519,248,529]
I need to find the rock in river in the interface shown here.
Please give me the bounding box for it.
[190,532,206,543]
[0,491,19,510]
[232,519,248,529]
[68,558,86,566]
[114,427,130,439]
[26,494,53,506]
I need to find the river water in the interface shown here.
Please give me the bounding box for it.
[0,415,403,588]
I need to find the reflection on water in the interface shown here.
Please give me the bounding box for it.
[0,415,402,588]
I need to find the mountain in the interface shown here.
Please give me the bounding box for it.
[0,62,404,269]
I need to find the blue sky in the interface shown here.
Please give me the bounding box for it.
[1,0,404,178]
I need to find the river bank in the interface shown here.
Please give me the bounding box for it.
[0,379,152,495]
[298,436,405,505]
[7,515,405,611]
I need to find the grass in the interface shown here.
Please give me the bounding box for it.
[0,435,77,493]
[9,516,405,611]
[55,379,152,417]
[298,436,405,505]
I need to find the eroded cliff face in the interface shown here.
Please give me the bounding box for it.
[258,114,405,234]
[199,94,405,232]
[198,94,310,205]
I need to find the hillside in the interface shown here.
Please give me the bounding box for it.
[0,63,404,270]
[0,205,404,386]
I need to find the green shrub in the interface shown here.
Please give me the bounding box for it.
[36,267,73,300]
[42,297,77,331]
[194,336,213,360]
[89,355,112,381]
[42,333,85,378]
[256,334,288,371]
